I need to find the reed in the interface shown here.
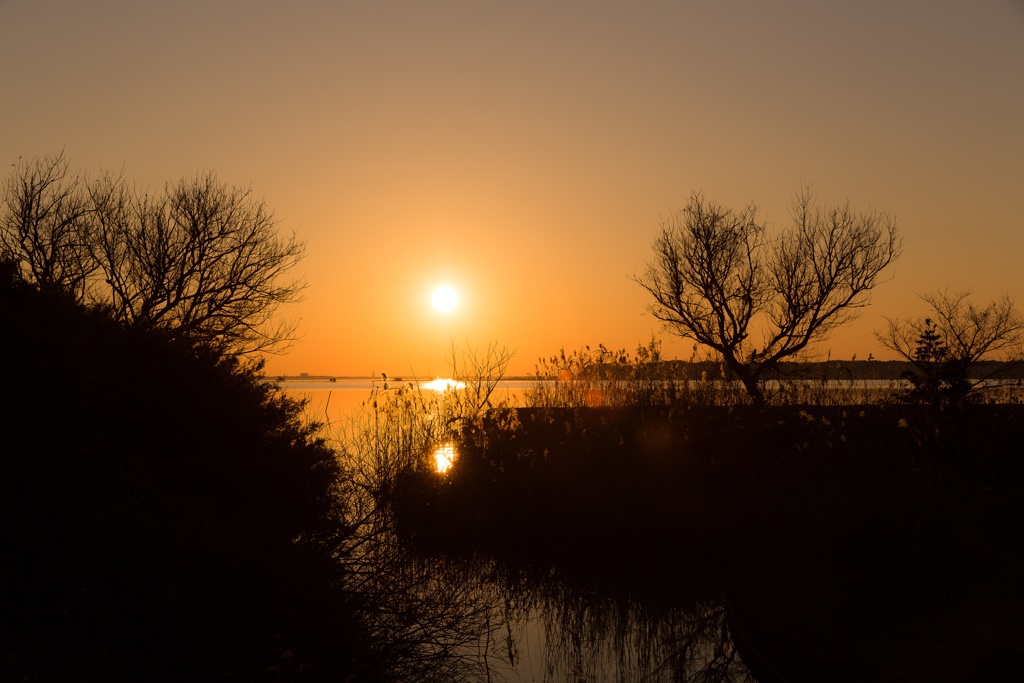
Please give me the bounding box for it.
[524,338,750,409]
[326,341,521,682]
[524,338,906,410]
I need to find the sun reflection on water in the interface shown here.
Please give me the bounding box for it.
[433,442,455,473]
[421,378,466,392]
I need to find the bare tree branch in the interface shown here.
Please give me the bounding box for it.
[2,157,307,356]
[0,152,97,299]
[634,187,902,404]
[876,289,1024,404]
[88,171,307,355]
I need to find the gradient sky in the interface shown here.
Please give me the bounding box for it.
[3,1,1022,377]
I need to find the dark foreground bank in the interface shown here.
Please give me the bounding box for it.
[0,262,378,681]
[389,401,1024,681]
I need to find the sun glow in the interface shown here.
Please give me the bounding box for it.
[434,442,455,473]
[431,286,458,312]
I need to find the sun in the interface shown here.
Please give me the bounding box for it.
[431,286,458,312]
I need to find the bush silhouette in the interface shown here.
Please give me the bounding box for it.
[878,289,1024,406]
[0,259,370,681]
[897,318,971,408]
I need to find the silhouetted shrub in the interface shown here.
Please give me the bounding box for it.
[895,318,973,409]
[0,260,374,681]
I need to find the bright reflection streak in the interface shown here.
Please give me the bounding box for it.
[421,378,466,392]
[434,442,455,473]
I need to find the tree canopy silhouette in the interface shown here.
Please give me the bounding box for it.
[635,187,901,404]
[876,289,1024,407]
[0,153,95,298]
[0,153,306,355]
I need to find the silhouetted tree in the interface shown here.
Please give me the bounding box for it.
[634,187,901,405]
[893,318,970,408]
[88,170,306,354]
[0,155,306,355]
[0,153,95,298]
[877,289,1024,406]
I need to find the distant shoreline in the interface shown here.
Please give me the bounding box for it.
[264,375,540,382]
[265,360,1024,384]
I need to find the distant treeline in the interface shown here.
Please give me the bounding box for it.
[518,359,1024,382]
[272,361,1024,384]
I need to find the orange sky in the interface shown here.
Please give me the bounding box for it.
[3,1,1023,377]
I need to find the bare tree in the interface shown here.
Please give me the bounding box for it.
[635,188,902,405]
[1,156,307,355]
[0,153,96,298]
[88,172,306,354]
[876,289,1024,405]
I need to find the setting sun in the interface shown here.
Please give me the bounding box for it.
[431,286,458,312]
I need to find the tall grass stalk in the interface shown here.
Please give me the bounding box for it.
[321,342,521,681]
[525,338,907,409]
[526,339,768,409]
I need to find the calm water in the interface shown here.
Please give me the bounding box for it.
[278,378,537,422]
[471,580,746,683]
[277,377,914,420]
